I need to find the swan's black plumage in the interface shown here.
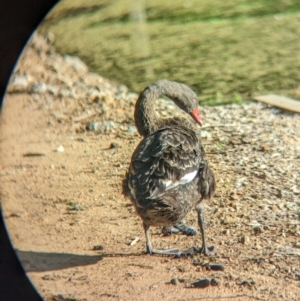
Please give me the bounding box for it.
[123,80,216,256]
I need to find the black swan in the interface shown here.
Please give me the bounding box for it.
[123,80,216,256]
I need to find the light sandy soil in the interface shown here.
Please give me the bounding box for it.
[1,34,299,301]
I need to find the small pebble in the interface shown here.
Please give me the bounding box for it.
[87,120,115,132]
[277,189,283,198]
[201,130,211,139]
[170,278,179,285]
[240,235,250,245]
[58,88,71,98]
[30,82,47,93]
[262,145,270,151]
[292,186,299,195]
[248,220,260,227]
[237,278,255,287]
[64,54,88,75]
[210,278,219,286]
[110,142,119,149]
[127,125,137,133]
[42,274,53,281]
[229,191,238,200]
[56,145,64,152]
[207,264,225,271]
[253,226,263,234]
[8,75,30,92]
[92,245,104,251]
[70,203,83,211]
[192,278,210,288]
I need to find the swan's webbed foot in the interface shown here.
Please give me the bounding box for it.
[162,226,179,236]
[162,223,196,236]
[143,221,214,257]
[173,245,215,258]
[147,246,180,256]
[174,246,202,257]
[174,223,196,236]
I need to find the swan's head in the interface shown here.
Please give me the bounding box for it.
[153,79,203,126]
[169,82,203,127]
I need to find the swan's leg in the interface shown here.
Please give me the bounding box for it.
[173,204,216,257]
[162,222,196,236]
[196,204,215,256]
[143,222,179,255]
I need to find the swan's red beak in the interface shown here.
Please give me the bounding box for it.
[190,108,203,127]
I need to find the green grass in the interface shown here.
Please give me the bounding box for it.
[39,0,300,105]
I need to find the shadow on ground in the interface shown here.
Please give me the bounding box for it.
[16,250,103,272]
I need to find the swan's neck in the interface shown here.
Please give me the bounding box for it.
[134,80,198,136]
[134,83,162,137]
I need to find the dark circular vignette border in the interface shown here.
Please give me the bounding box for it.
[0,0,59,300]
[0,0,60,107]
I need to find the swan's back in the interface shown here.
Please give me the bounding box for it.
[123,124,215,226]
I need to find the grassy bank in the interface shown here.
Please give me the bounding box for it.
[40,0,300,105]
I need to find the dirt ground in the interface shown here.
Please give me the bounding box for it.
[1,34,300,301]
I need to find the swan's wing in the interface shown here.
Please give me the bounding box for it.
[128,126,206,204]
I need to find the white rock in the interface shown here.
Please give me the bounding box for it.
[64,55,88,76]
[30,82,47,94]
[259,164,267,170]
[248,220,261,227]
[292,185,299,195]
[56,145,64,152]
[201,130,212,139]
[7,75,31,92]
[47,85,58,96]
[58,88,72,98]
[87,120,115,132]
